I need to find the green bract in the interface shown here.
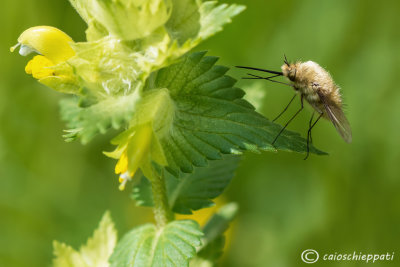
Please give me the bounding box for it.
[69,0,173,41]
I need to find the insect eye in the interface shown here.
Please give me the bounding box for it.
[287,69,296,81]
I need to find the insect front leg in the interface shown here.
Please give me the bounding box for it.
[272,93,297,122]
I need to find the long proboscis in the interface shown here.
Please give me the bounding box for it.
[236,66,283,75]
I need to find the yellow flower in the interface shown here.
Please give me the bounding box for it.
[11,26,78,94]
[11,26,75,63]
[109,124,154,191]
[104,90,171,190]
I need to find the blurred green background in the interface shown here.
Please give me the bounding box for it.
[1,0,399,266]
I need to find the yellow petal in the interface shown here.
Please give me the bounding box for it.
[112,124,153,190]
[25,55,55,79]
[16,26,75,63]
[115,150,129,175]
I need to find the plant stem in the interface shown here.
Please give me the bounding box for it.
[150,167,174,227]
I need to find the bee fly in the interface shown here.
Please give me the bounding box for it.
[237,56,352,159]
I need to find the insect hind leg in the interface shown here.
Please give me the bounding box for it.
[304,112,323,160]
[308,112,315,144]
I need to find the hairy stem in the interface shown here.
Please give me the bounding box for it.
[150,168,174,227]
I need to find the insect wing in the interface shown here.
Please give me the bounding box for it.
[317,91,352,143]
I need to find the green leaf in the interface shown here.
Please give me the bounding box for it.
[201,203,238,246]
[169,156,240,213]
[165,0,246,45]
[145,51,325,174]
[190,203,239,267]
[165,0,201,45]
[132,155,240,214]
[53,211,117,267]
[198,1,246,39]
[189,235,225,267]
[110,220,203,267]
[190,236,224,267]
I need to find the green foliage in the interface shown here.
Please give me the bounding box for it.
[201,203,238,247]
[191,203,238,266]
[190,237,224,267]
[198,1,245,39]
[133,155,241,214]
[110,220,203,267]
[53,212,117,267]
[165,0,200,44]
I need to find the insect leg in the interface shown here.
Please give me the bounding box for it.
[304,112,315,160]
[272,94,304,145]
[308,112,315,144]
[272,94,297,122]
[304,112,323,160]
